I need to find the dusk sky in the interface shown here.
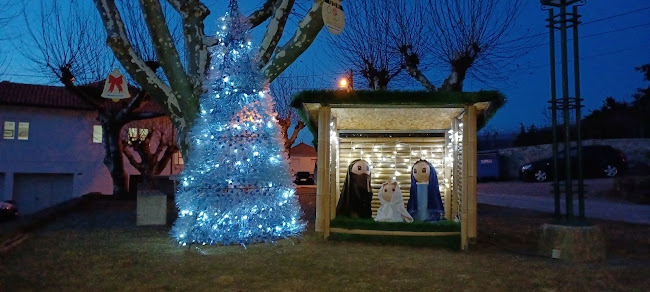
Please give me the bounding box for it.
[1,0,648,141]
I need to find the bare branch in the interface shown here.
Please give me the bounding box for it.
[329,0,403,90]
[122,142,143,169]
[286,121,305,149]
[22,0,114,84]
[93,0,196,138]
[128,112,167,122]
[248,0,278,28]
[138,0,196,107]
[165,0,211,97]
[262,0,324,82]
[258,0,295,66]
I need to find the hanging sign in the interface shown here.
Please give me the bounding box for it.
[322,0,345,35]
[101,68,130,102]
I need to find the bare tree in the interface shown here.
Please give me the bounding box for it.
[0,0,22,78]
[332,0,526,92]
[423,0,525,91]
[92,0,328,158]
[329,0,402,90]
[121,116,179,189]
[22,0,168,196]
[270,69,307,152]
[387,0,437,91]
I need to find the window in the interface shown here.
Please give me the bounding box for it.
[17,122,29,140]
[174,151,184,165]
[3,121,15,139]
[93,125,102,143]
[128,127,150,142]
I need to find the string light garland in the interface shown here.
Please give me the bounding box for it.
[170,1,304,247]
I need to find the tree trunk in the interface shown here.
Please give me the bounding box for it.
[102,119,128,197]
[440,68,465,92]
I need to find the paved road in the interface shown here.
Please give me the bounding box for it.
[478,193,650,225]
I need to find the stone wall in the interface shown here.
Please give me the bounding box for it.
[492,139,650,179]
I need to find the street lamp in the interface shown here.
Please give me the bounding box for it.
[339,78,348,89]
[338,69,354,91]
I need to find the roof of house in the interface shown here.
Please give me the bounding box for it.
[289,142,317,157]
[0,81,164,113]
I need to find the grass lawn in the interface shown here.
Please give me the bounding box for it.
[0,198,648,291]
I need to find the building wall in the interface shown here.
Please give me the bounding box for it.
[290,156,317,174]
[1,106,114,204]
[1,105,185,213]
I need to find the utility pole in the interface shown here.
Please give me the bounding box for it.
[542,0,585,225]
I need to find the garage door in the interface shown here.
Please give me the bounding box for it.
[13,173,74,215]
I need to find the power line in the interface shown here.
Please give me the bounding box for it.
[513,22,650,52]
[524,46,649,70]
[582,6,650,25]
[501,6,650,45]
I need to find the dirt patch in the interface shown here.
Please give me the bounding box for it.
[475,204,649,262]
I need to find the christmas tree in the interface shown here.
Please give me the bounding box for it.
[170,1,305,246]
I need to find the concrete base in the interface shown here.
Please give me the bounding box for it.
[538,223,606,262]
[137,190,167,226]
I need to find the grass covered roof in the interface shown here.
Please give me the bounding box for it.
[290,90,506,146]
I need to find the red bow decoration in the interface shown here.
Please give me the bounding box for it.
[108,75,123,93]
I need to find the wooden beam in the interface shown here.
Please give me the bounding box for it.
[330,228,460,237]
[465,105,478,243]
[315,106,332,236]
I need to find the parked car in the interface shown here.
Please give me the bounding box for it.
[0,201,18,220]
[294,171,315,185]
[520,145,627,182]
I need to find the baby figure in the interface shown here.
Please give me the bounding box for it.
[374,182,413,223]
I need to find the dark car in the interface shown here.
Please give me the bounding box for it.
[520,145,627,182]
[294,171,314,185]
[0,201,18,220]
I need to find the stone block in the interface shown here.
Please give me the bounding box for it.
[137,190,167,226]
[538,223,606,262]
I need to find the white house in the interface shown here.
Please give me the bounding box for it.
[289,142,317,175]
[0,81,181,215]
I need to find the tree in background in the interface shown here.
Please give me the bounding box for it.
[0,0,20,77]
[329,0,405,90]
[121,116,179,190]
[23,0,168,196]
[632,64,649,137]
[331,0,526,92]
[93,0,327,157]
[270,70,307,153]
[517,65,650,145]
[514,123,552,147]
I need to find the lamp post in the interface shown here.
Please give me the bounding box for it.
[542,0,585,225]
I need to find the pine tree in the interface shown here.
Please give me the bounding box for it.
[170,1,304,246]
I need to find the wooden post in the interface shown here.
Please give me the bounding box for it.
[451,119,460,221]
[460,114,469,251]
[316,106,332,237]
[464,105,478,243]
[444,129,452,220]
[329,120,338,220]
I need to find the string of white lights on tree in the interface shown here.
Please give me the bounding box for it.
[170,1,304,246]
